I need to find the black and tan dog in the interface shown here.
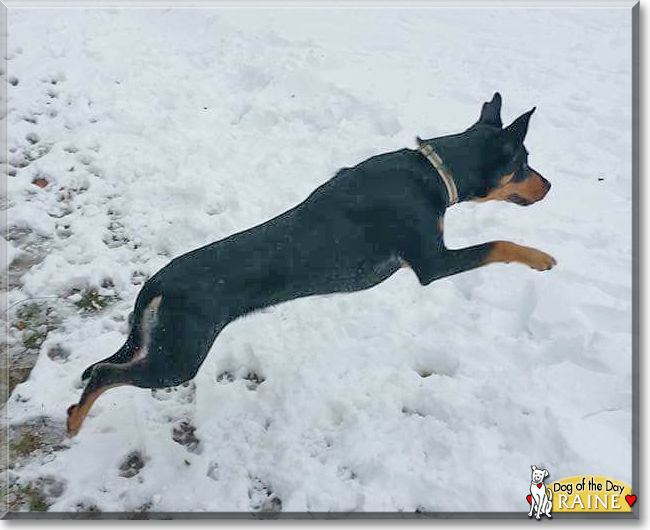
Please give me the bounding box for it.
[68,93,555,435]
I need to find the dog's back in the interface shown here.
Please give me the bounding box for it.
[148,150,433,318]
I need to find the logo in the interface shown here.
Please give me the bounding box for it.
[527,465,553,519]
[549,476,634,513]
[525,467,636,516]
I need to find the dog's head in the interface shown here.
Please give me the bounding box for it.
[531,465,549,485]
[424,93,551,206]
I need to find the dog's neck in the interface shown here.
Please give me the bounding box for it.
[416,138,459,206]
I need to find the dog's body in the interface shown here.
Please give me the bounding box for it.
[528,465,553,519]
[68,93,555,435]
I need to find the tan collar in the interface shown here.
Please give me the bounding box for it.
[416,138,459,206]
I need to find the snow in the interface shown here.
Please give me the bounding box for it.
[3,7,632,514]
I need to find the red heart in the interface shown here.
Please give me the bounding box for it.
[537,484,543,489]
[625,495,636,507]
[527,495,532,505]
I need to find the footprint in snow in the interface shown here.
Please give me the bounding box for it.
[248,477,282,514]
[41,72,65,86]
[47,344,71,362]
[76,153,93,166]
[206,462,219,481]
[150,380,196,403]
[171,419,201,454]
[216,370,266,391]
[118,450,146,478]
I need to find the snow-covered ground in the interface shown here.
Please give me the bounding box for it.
[3,8,632,514]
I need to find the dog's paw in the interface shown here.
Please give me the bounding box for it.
[526,249,556,271]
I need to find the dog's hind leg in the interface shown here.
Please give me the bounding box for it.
[134,293,226,388]
[69,296,225,435]
[80,296,162,381]
[544,494,553,518]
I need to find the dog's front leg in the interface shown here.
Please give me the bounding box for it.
[484,241,556,271]
[527,499,535,518]
[405,240,556,286]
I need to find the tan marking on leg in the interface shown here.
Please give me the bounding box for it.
[437,216,445,233]
[485,241,556,271]
[148,294,162,311]
[67,383,125,436]
[400,259,411,269]
[137,294,162,361]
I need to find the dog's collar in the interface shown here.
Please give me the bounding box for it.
[416,138,459,206]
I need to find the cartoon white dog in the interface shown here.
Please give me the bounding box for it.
[528,465,553,519]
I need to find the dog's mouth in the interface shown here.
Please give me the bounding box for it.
[507,193,533,206]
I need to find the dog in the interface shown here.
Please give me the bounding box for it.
[67,92,555,435]
[528,465,553,519]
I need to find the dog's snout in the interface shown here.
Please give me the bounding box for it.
[542,178,551,193]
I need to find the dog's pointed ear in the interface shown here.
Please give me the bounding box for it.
[478,92,503,127]
[501,107,535,158]
[504,107,535,145]
[544,470,549,478]
[532,465,537,471]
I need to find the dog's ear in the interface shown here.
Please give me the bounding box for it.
[531,465,537,471]
[544,470,549,478]
[478,92,503,128]
[504,107,535,146]
[500,107,535,159]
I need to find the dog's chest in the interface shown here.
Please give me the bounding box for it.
[334,255,403,292]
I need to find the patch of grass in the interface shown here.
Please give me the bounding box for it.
[7,485,48,512]
[28,491,48,512]
[8,365,35,395]
[10,431,43,457]
[74,288,118,313]
[14,302,60,351]
[8,417,68,471]
[22,330,47,350]
[15,303,41,328]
